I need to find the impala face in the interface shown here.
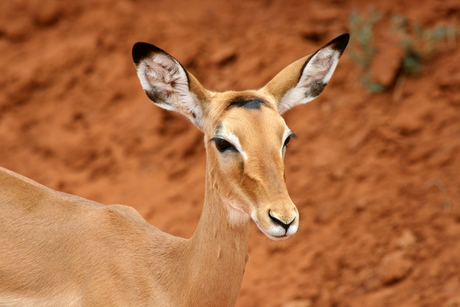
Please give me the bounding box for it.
[206,93,298,239]
[133,33,349,240]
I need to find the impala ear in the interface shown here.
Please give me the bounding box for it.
[132,42,210,129]
[262,33,349,114]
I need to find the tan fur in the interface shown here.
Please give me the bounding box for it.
[0,34,348,306]
[262,55,312,102]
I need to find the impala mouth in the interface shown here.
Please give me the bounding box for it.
[254,221,298,241]
[263,231,290,240]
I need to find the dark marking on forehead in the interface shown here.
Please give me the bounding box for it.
[226,96,269,110]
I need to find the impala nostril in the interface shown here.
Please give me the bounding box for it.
[268,211,295,231]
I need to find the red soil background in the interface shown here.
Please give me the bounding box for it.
[1,0,460,306]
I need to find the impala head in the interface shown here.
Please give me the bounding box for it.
[133,34,349,240]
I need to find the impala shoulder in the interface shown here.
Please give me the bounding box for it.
[98,203,169,241]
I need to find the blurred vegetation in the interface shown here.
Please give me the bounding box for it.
[391,15,457,75]
[348,7,385,93]
[348,7,458,93]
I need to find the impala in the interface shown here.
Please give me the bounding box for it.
[0,33,349,306]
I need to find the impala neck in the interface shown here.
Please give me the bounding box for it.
[186,161,250,306]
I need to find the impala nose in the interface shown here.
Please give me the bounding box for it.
[268,211,295,232]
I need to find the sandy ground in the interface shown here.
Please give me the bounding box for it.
[1,0,460,306]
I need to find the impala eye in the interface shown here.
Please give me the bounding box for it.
[284,136,291,147]
[284,133,297,147]
[211,138,236,153]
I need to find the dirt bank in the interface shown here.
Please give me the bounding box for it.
[0,0,459,306]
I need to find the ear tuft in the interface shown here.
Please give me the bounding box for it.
[322,33,350,56]
[132,43,171,66]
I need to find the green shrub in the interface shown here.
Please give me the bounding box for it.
[348,7,385,93]
[348,8,458,93]
[392,15,457,75]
